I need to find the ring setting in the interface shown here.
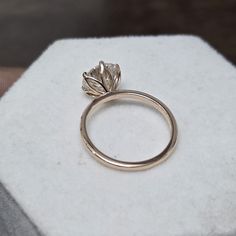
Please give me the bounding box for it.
[80,61,178,171]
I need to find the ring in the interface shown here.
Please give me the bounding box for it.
[80,61,178,171]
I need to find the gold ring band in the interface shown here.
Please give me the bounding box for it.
[80,89,178,171]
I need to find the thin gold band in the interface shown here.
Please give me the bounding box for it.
[80,89,178,171]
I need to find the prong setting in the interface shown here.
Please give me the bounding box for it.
[82,61,121,97]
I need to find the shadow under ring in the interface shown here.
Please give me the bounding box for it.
[80,89,178,171]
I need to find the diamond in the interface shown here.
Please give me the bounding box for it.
[82,61,121,97]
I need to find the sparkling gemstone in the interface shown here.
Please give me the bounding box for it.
[82,61,121,97]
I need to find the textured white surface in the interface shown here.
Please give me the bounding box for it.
[0,36,236,236]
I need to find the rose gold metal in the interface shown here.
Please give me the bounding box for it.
[80,61,178,171]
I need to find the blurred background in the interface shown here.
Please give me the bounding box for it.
[0,0,236,95]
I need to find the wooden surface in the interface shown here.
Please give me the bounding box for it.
[0,68,25,97]
[0,0,236,66]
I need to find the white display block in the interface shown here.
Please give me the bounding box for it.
[0,36,236,236]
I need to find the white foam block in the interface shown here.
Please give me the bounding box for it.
[0,36,236,236]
